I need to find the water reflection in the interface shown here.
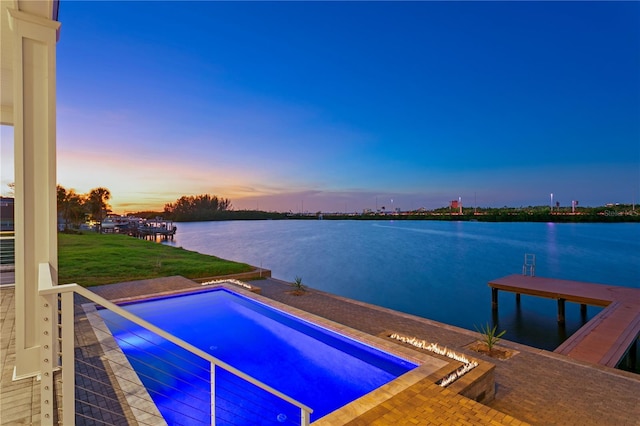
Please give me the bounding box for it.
[165,220,640,373]
[489,295,604,351]
[545,222,560,275]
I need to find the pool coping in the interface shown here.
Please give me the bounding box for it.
[102,280,497,424]
[81,302,167,425]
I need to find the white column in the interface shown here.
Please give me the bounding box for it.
[9,8,60,379]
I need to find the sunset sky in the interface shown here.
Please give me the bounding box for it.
[1,1,639,213]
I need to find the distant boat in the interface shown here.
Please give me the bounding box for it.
[131,217,177,239]
[101,216,131,231]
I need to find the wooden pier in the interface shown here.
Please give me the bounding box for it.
[488,275,640,369]
[129,218,177,240]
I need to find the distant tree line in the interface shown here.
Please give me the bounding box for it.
[329,204,639,223]
[57,185,111,231]
[161,194,295,221]
[51,182,640,226]
[163,194,233,221]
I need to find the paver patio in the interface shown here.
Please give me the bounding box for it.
[2,276,639,425]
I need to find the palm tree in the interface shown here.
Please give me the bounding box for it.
[57,185,86,230]
[57,185,68,229]
[87,187,111,232]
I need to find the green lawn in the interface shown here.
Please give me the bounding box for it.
[58,232,253,286]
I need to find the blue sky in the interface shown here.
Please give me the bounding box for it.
[3,1,639,213]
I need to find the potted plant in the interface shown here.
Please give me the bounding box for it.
[288,276,307,296]
[467,323,515,359]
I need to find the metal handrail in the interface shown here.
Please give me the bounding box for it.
[37,263,312,425]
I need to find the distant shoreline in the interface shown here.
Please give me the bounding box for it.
[300,213,640,223]
[167,211,640,223]
[141,203,640,223]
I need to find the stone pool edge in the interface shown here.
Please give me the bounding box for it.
[90,276,500,424]
[105,280,498,424]
[81,303,167,425]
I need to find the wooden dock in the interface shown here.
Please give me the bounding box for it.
[488,275,640,369]
[129,218,177,240]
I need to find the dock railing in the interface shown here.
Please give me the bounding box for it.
[37,262,313,425]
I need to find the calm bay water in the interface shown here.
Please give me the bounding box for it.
[164,220,640,352]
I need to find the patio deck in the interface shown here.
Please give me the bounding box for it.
[2,277,640,425]
[1,286,40,425]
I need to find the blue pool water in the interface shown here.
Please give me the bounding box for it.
[100,288,417,425]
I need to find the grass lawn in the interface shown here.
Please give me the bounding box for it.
[59,232,253,286]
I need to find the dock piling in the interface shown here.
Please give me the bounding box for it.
[491,288,498,310]
[629,339,637,370]
[488,275,640,368]
[580,304,587,321]
[557,298,566,324]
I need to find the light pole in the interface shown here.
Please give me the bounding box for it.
[550,193,554,212]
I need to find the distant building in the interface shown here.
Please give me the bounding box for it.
[0,197,14,231]
[450,200,459,209]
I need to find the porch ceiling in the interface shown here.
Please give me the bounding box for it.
[0,0,59,125]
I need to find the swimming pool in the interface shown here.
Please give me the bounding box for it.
[99,288,417,425]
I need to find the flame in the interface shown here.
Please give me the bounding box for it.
[388,333,478,387]
[201,279,253,290]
